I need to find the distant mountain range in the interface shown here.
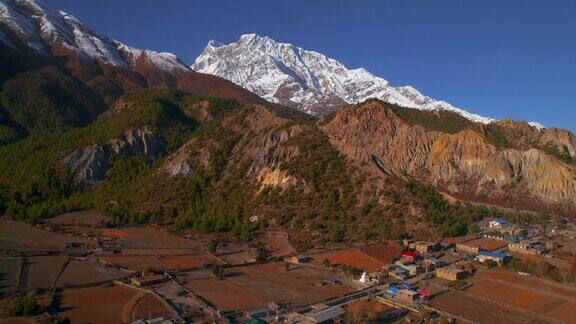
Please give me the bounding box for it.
[0,0,189,73]
[0,0,547,128]
[192,33,544,129]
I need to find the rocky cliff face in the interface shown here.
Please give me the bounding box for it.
[163,104,304,190]
[63,126,164,184]
[488,119,576,158]
[107,127,165,161]
[62,144,110,185]
[320,100,576,216]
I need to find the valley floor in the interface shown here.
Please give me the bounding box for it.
[0,212,575,323]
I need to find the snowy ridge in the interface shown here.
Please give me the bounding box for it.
[117,43,189,73]
[0,0,189,73]
[192,33,496,123]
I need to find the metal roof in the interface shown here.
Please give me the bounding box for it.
[305,306,346,323]
[478,251,507,258]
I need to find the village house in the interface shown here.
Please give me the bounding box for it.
[489,218,509,229]
[436,267,468,281]
[456,242,480,255]
[402,264,424,276]
[477,251,508,263]
[396,289,419,302]
[401,251,419,261]
[422,257,446,272]
[391,267,409,280]
[509,242,548,256]
[411,241,440,254]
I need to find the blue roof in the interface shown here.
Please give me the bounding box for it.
[493,218,508,224]
[478,251,507,258]
[395,267,408,274]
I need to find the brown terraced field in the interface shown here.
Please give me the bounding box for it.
[55,259,128,287]
[183,262,357,312]
[467,237,508,251]
[258,231,296,257]
[430,290,548,323]
[98,249,224,272]
[97,255,168,272]
[466,269,576,322]
[101,226,193,249]
[158,253,224,270]
[224,262,357,309]
[184,278,264,311]
[0,220,94,252]
[56,284,174,323]
[47,210,111,228]
[359,244,402,264]
[0,257,21,294]
[311,249,385,272]
[23,255,69,291]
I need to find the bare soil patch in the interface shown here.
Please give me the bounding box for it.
[225,262,357,309]
[184,278,263,311]
[58,285,172,323]
[97,255,167,272]
[24,255,68,291]
[430,290,546,323]
[216,242,256,265]
[102,227,192,249]
[258,231,296,257]
[0,220,94,252]
[467,238,508,251]
[158,252,224,270]
[47,210,110,228]
[56,259,128,287]
[311,249,384,272]
[0,257,20,294]
[359,244,401,264]
[467,269,576,322]
[130,292,175,321]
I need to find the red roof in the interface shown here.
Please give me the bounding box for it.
[418,289,430,296]
[401,251,418,259]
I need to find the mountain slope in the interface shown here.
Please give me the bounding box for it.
[319,100,576,217]
[0,0,190,73]
[192,33,494,123]
[0,0,264,140]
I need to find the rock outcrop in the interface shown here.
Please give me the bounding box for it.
[62,144,110,184]
[320,101,576,215]
[107,126,164,161]
[163,105,304,190]
[490,119,576,158]
[163,138,217,177]
[63,127,164,184]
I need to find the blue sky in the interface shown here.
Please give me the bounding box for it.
[51,0,575,131]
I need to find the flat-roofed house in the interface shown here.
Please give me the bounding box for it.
[413,241,440,254]
[436,267,468,281]
[489,218,509,229]
[477,251,508,263]
[456,242,480,254]
[396,289,419,302]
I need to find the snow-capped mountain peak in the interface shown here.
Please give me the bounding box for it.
[0,0,189,73]
[192,33,495,123]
